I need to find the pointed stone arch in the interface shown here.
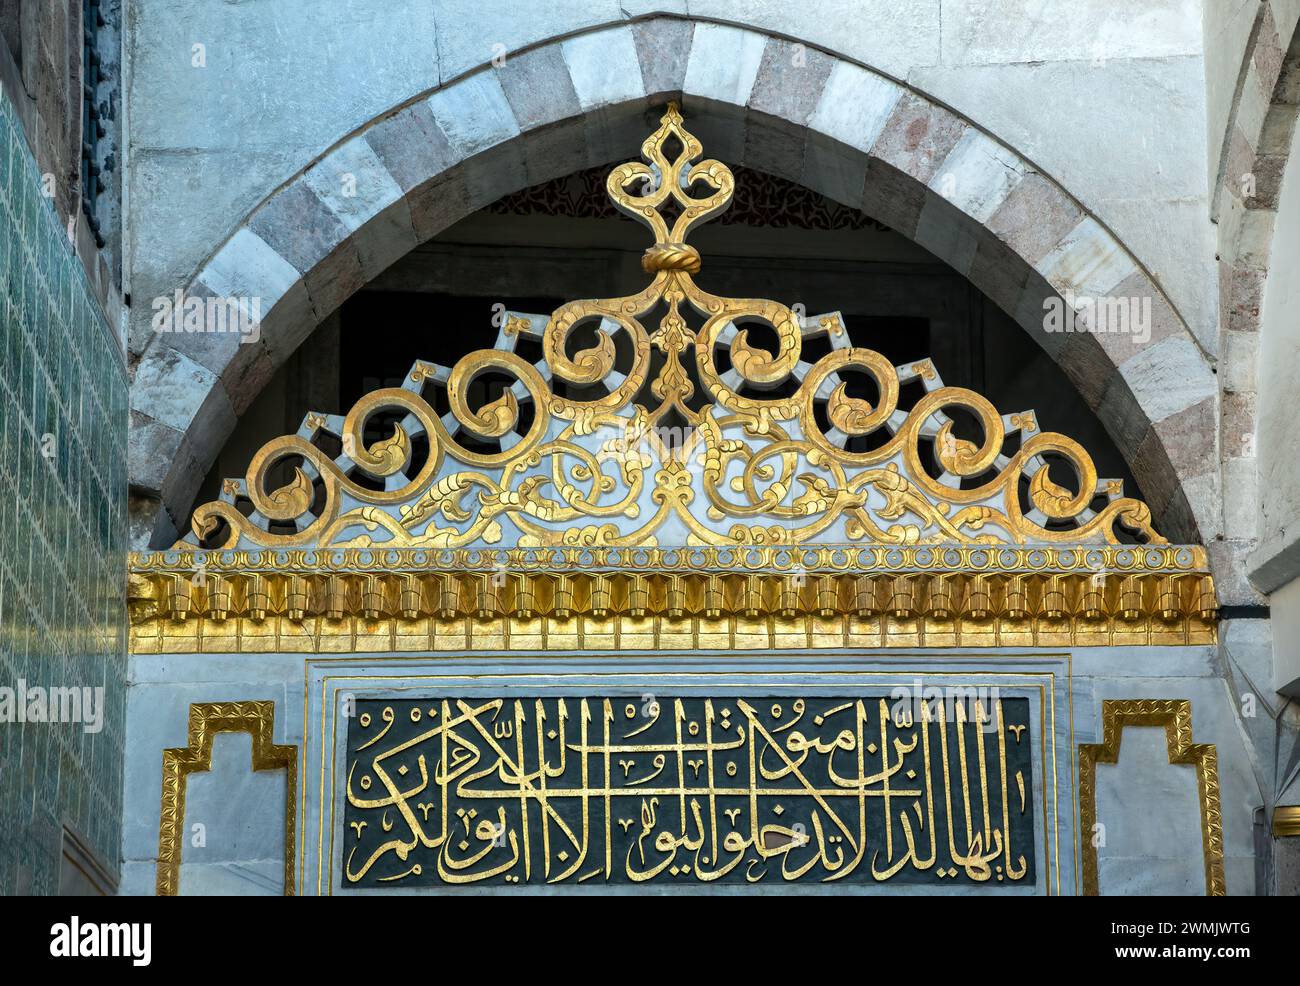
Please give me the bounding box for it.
[129,17,1216,550]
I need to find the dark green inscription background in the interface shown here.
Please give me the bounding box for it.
[342,694,1036,888]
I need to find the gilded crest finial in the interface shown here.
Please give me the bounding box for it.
[606,102,732,273]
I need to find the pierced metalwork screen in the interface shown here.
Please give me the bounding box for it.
[184,104,1165,553]
[342,694,1035,888]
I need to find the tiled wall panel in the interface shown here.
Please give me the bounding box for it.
[0,88,127,894]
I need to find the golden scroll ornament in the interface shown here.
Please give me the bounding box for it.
[178,104,1167,554]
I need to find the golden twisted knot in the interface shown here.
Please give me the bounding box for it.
[642,243,702,273]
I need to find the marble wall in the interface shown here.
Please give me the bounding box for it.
[119,644,1257,895]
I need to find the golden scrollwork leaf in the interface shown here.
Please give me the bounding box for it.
[1029,467,1078,518]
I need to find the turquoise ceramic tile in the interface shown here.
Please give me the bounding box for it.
[0,88,126,895]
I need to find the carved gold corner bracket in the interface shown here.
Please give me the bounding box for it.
[1078,700,1225,896]
[156,701,298,896]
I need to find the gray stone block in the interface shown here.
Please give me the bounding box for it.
[931,128,1026,224]
[1215,538,1269,606]
[1096,372,1154,464]
[131,342,219,433]
[498,45,581,132]
[301,240,367,322]
[127,411,185,494]
[428,70,520,158]
[1130,397,1217,515]
[258,278,317,367]
[1035,215,1136,301]
[363,100,458,195]
[1115,335,1218,427]
[220,340,278,417]
[246,179,351,279]
[1056,325,1115,413]
[158,435,205,526]
[986,172,1084,269]
[913,193,981,276]
[683,22,766,111]
[199,225,303,307]
[405,167,473,242]
[800,138,872,211]
[632,18,695,100]
[127,492,175,551]
[748,37,834,127]
[351,196,419,283]
[966,234,1033,318]
[809,62,901,156]
[461,139,529,212]
[871,92,966,188]
[302,135,416,280]
[861,158,928,238]
[143,287,246,382]
[742,117,805,182]
[518,117,589,187]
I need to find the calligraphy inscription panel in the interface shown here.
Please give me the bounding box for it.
[342,694,1036,888]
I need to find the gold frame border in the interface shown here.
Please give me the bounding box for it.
[155,701,298,896]
[304,661,1073,896]
[1078,699,1225,896]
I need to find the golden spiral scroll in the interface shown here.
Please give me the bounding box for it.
[182,104,1166,551]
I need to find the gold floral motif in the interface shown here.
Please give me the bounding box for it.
[182,104,1167,553]
[1009,412,1037,434]
[1078,700,1225,896]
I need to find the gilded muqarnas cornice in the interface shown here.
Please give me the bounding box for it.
[128,544,1217,653]
[178,104,1175,556]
